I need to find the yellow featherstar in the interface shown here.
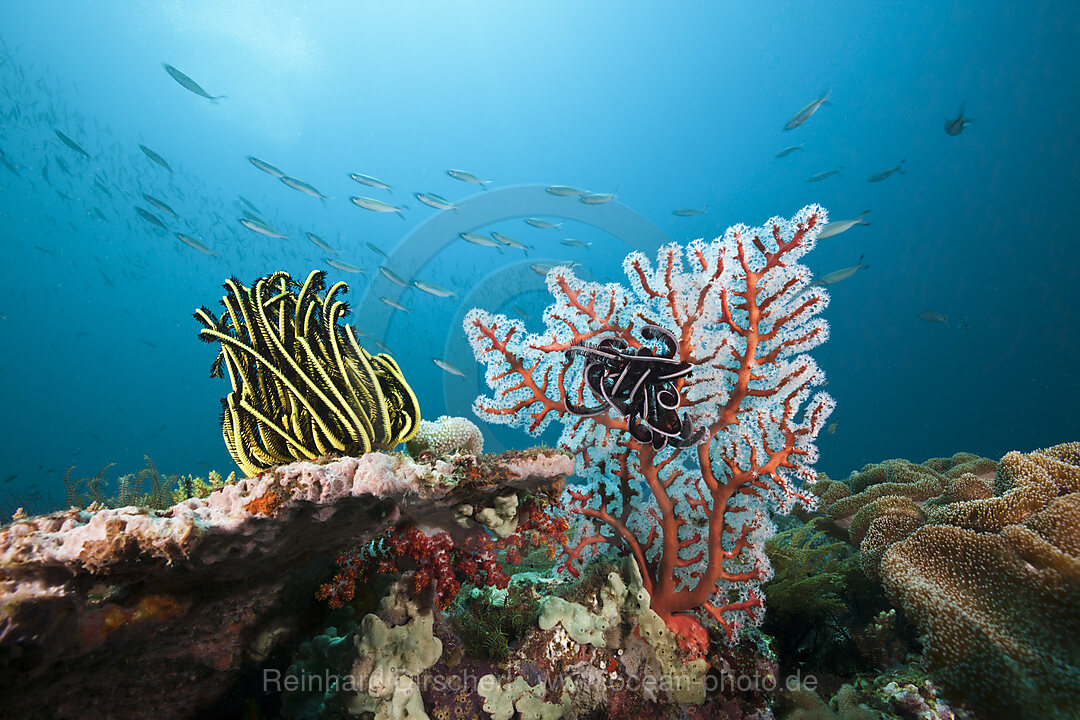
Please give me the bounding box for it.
[195,270,421,477]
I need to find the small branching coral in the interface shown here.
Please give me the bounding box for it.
[194,270,421,477]
[466,205,834,647]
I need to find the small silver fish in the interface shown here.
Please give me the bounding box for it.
[325,258,364,273]
[163,63,225,102]
[432,357,466,377]
[491,232,530,252]
[672,205,708,217]
[526,218,563,230]
[580,192,615,205]
[561,238,591,248]
[177,233,217,256]
[238,195,261,214]
[945,105,972,136]
[349,173,392,192]
[240,217,286,239]
[375,340,393,353]
[281,175,328,201]
[367,242,387,258]
[136,207,168,230]
[807,169,842,183]
[380,297,409,312]
[784,91,830,130]
[447,169,491,188]
[415,192,457,210]
[512,305,530,319]
[461,232,501,247]
[413,280,455,297]
[775,144,804,158]
[351,196,405,218]
[54,129,91,159]
[919,310,950,328]
[143,194,177,218]
[545,185,584,197]
[868,160,906,183]
[139,144,172,172]
[810,254,869,286]
[248,156,285,178]
[817,210,870,240]
[306,232,339,254]
[379,267,410,287]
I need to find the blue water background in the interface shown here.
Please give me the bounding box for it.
[1,1,1077,510]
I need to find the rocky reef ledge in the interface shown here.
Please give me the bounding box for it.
[0,448,572,720]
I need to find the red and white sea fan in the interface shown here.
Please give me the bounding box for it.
[464,204,835,644]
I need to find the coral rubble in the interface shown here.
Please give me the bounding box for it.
[0,449,571,720]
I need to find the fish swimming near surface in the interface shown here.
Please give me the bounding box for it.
[239,217,287,239]
[491,232,531,253]
[380,297,409,312]
[461,232,502,248]
[545,185,585,197]
[413,279,455,297]
[561,238,591,248]
[350,173,392,192]
[139,144,172,172]
[775,143,804,158]
[162,63,225,102]
[306,232,339,254]
[784,91,830,130]
[672,205,708,217]
[526,218,563,230]
[447,169,491,188]
[945,104,973,136]
[281,175,328,202]
[177,233,217,256]
[351,196,405,218]
[325,258,365,273]
[433,357,466,377]
[415,192,457,210]
[868,160,906,183]
[810,254,869,286]
[580,192,615,205]
[919,310,951,328]
[135,206,168,230]
[248,156,285,178]
[807,169,842,182]
[379,267,410,287]
[817,210,871,240]
[54,129,91,159]
[143,194,178,218]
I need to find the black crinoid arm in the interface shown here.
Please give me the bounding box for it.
[564,324,703,450]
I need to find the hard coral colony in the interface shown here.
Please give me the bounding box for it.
[466,204,834,648]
